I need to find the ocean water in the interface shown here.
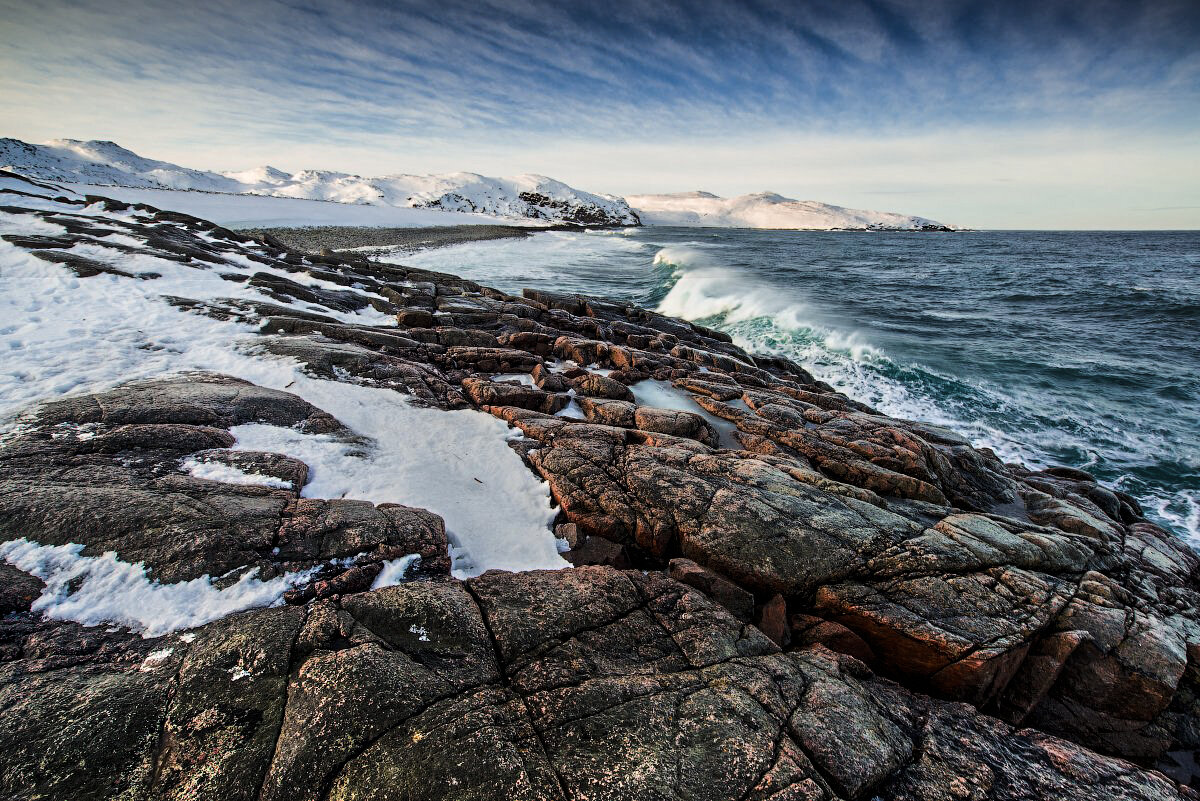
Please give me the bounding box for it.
[394,227,1200,545]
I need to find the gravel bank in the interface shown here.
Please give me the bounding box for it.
[243,224,535,254]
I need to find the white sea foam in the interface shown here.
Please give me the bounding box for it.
[657,263,880,359]
[180,456,294,489]
[0,538,316,638]
[372,554,422,589]
[1148,490,1200,547]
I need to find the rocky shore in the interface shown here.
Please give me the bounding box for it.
[2,169,1199,800]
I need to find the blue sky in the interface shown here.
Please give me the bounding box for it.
[1,0,1198,228]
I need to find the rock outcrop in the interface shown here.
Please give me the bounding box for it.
[1,170,1197,798]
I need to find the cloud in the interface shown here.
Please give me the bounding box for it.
[0,0,1196,227]
[2,0,1197,140]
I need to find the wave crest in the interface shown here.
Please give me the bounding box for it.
[656,262,879,362]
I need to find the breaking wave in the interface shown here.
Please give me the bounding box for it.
[378,229,1200,548]
[649,243,1199,546]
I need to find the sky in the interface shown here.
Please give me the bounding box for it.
[1,0,1198,229]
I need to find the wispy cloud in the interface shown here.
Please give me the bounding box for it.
[0,0,1197,228]
[3,0,1197,139]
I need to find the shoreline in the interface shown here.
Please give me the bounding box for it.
[1,171,1198,796]
[245,222,605,256]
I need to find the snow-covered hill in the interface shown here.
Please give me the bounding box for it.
[0,138,641,227]
[627,190,952,230]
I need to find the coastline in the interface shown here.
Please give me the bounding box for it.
[241,223,535,255]
[1,173,1198,797]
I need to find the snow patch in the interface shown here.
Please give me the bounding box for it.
[0,181,566,581]
[140,647,174,670]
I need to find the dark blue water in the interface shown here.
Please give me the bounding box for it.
[398,228,1200,544]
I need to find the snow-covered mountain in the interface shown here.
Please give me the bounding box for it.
[0,138,641,227]
[0,138,954,231]
[627,190,952,230]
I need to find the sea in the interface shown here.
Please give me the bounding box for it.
[392,227,1200,546]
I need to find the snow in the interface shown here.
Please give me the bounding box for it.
[140,648,174,670]
[61,184,546,230]
[493,373,535,386]
[372,554,422,589]
[227,408,563,577]
[0,538,317,638]
[627,190,952,230]
[179,456,293,489]
[0,182,567,600]
[1,137,639,227]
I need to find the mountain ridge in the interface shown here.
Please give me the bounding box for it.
[1,137,954,231]
[627,189,955,230]
[0,137,640,227]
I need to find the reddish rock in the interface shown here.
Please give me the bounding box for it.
[395,308,434,328]
[668,557,756,622]
[791,614,877,664]
[758,593,790,647]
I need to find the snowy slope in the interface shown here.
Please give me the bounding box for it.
[0,138,640,226]
[57,184,544,229]
[0,138,239,191]
[627,190,952,230]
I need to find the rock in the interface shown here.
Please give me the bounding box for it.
[633,406,717,447]
[462,376,567,415]
[0,564,45,614]
[0,376,451,586]
[791,614,877,664]
[31,373,342,433]
[576,396,636,427]
[758,592,791,646]
[562,534,631,568]
[3,561,1196,801]
[668,557,756,621]
[572,371,635,401]
[149,606,304,800]
[395,308,434,327]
